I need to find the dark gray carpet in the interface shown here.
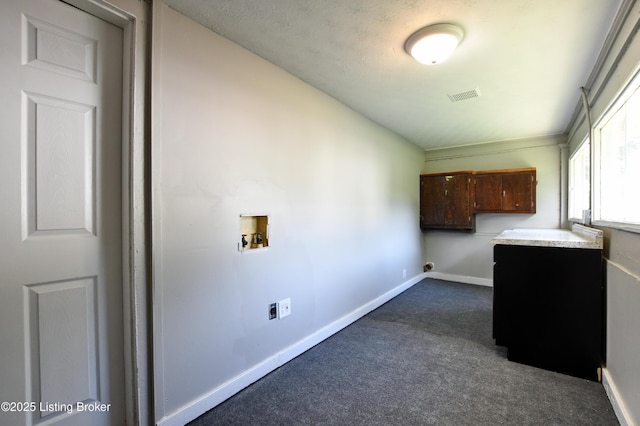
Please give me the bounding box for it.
[188,279,619,425]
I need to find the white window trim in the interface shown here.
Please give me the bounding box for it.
[568,136,590,224]
[591,66,640,234]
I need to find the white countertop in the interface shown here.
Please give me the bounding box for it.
[492,224,603,249]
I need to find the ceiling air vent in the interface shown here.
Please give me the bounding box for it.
[448,88,481,102]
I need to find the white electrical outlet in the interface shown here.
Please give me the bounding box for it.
[402,269,407,279]
[278,298,291,319]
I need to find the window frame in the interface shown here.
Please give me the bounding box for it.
[568,136,590,224]
[591,67,640,233]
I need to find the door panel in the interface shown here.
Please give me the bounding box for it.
[503,172,533,212]
[0,1,124,425]
[420,175,445,226]
[26,278,99,406]
[26,92,96,235]
[444,174,471,226]
[474,173,503,212]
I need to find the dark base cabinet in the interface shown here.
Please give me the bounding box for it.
[493,244,603,381]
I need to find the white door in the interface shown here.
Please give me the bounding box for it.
[0,0,125,425]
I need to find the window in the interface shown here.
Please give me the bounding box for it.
[593,77,640,228]
[568,138,590,223]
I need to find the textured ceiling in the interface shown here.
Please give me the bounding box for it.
[162,0,622,150]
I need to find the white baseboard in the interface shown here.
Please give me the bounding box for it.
[156,272,429,426]
[425,271,493,287]
[602,368,635,426]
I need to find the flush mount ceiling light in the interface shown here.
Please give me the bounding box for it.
[404,23,464,65]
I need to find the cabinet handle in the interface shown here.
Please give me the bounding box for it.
[445,189,448,196]
[503,190,506,197]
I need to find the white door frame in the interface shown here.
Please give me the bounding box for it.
[60,1,150,425]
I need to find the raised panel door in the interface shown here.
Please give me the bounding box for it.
[0,1,125,424]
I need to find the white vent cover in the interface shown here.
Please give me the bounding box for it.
[448,88,481,102]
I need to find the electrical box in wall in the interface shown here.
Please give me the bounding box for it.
[240,215,269,251]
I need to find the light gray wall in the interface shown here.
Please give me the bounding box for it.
[150,1,640,424]
[421,137,563,284]
[151,4,425,424]
[566,1,640,423]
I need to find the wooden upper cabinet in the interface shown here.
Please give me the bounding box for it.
[420,171,474,230]
[474,168,536,213]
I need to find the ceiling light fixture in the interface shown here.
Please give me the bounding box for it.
[404,23,464,65]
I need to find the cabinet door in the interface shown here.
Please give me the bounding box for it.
[420,175,444,227]
[475,174,502,212]
[444,174,472,226]
[502,171,535,212]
